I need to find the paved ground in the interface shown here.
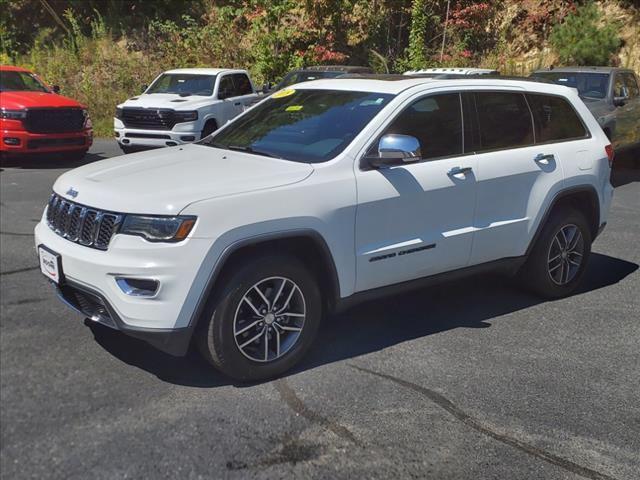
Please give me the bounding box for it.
[1,139,639,479]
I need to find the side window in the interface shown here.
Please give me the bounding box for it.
[232,73,253,95]
[218,76,235,99]
[475,92,534,151]
[380,93,463,160]
[613,74,627,97]
[526,93,587,143]
[623,73,639,98]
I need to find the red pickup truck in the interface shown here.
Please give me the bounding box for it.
[0,65,92,159]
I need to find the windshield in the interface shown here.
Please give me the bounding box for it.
[0,71,49,92]
[277,71,342,89]
[146,74,217,96]
[201,89,393,163]
[531,72,610,99]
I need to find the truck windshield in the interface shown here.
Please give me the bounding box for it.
[146,74,217,96]
[531,72,610,99]
[0,71,49,92]
[201,89,393,163]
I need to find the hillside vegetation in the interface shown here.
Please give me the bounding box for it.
[1,0,638,136]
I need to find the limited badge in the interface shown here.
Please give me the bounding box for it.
[272,88,296,99]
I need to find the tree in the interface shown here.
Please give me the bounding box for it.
[407,0,429,69]
[550,2,621,66]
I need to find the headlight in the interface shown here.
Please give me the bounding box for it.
[82,109,92,128]
[119,215,196,242]
[1,109,27,120]
[115,107,123,119]
[174,110,198,122]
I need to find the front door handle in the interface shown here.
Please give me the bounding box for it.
[534,153,555,165]
[447,166,473,176]
[234,102,242,106]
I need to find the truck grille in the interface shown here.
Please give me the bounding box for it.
[45,194,122,250]
[121,108,177,130]
[25,108,85,133]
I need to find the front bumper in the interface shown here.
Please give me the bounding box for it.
[1,128,92,154]
[114,124,201,149]
[35,219,213,355]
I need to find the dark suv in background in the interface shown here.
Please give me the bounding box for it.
[531,67,640,154]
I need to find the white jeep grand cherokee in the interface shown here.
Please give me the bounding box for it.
[36,77,614,380]
[114,68,258,153]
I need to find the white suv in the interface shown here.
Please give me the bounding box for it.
[36,77,614,380]
[114,68,258,153]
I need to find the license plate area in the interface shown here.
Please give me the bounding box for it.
[38,245,63,284]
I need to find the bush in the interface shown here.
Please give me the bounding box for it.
[550,2,621,65]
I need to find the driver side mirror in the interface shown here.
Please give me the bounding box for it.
[614,86,629,107]
[262,82,272,94]
[366,134,422,169]
[140,84,148,93]
[51,85,60,94]
[218,88,232,100]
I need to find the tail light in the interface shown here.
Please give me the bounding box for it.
[605,144,614,167]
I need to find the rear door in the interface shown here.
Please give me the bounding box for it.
[466,90,570,265]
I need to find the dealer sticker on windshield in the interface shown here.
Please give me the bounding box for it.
[272,88,296,99]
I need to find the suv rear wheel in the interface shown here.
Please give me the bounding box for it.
[197,254,321,381]
[520,207,591,298]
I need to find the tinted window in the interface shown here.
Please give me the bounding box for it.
[623,73,639,98]
[0,71,49,92]
[202,90,392,163]
[147,74,216,96]
[232,73,253,96]
[382,93,462,160]
[527,93,587,143]
[475,92,534,151]
[218,75,235,99]
[532,72,609,99]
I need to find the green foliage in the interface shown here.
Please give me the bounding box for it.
[407,0,429,70]
[550,2,621,65]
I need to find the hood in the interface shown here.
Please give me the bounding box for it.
[119,93,219,110]
[0,91,84,109]
[53,144,314,214]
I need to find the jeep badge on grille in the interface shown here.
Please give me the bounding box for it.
[66,187,79,198]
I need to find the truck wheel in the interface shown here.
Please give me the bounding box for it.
[197,254,322,381]
[200,120,218,140]
[520,207,591,298]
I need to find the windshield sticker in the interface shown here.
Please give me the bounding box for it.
[285,105,303,112]
[360,97,386,106]
[272,88,296,99]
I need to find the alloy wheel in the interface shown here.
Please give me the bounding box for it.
[547,224,584,286]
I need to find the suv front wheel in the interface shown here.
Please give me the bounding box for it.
[197,254,322,381]
[521,207,592,298]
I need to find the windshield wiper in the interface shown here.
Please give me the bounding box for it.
[222,144,283,159]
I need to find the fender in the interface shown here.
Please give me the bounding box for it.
[181,228,341,334]
[525,185,600,257]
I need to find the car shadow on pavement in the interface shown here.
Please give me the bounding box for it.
[87,252,638,388]
[0,150,111,170]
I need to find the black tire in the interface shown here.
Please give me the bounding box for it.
[197,254,322,381]
[200,120,218,140]
[520,207,591,298]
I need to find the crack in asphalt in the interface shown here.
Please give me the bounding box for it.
[0,266,38,276]
[0,231,34,236]
[273,378,361,446]
[350,364,618,480]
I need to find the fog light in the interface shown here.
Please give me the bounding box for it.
[3,137,20,146]
[166,141,177,146]
[122,139,130,144]
[114,131,120,137]
[115,277,159,297]
[180,135,195,142]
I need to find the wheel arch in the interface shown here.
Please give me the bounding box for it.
[526,185,600,257]
[187,229,341,333]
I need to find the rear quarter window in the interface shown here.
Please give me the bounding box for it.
[526,93,588,143]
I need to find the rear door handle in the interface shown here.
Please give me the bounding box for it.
[447,166,473,176]
[234,102,242,106]
[534,153,555,165]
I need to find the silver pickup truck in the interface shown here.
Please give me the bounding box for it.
[531,66,640,155]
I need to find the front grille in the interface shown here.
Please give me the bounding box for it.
[46,194,122,250]
[25,108,85,133]
[121,108,177,130]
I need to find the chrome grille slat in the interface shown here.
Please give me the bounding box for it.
[45,193,121,250]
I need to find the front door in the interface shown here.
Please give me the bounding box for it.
[354,93,477,292]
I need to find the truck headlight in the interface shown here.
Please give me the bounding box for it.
[82,109,92,128]
[174,110,198,122]
[120,215,196,242]
[1,109,27,120]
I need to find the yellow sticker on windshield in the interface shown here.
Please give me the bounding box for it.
[285,105,303,112]
[272,88,296,99]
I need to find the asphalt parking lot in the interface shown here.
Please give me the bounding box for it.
[1,139,639,479]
